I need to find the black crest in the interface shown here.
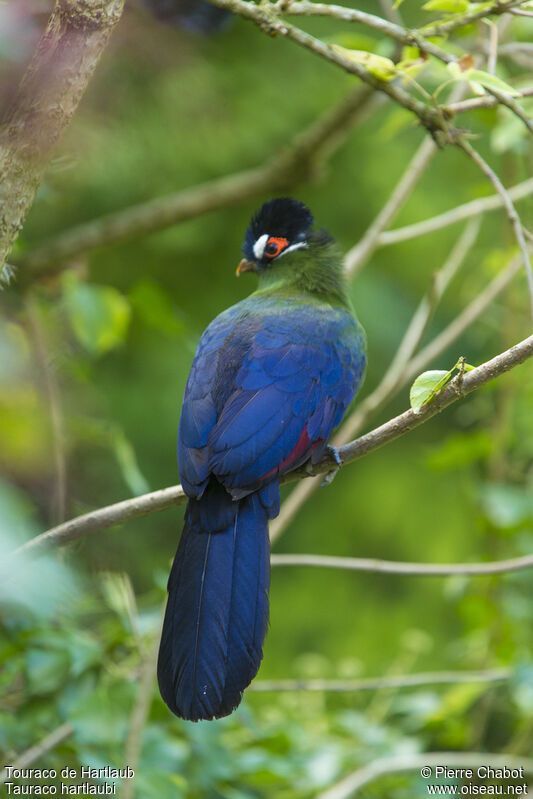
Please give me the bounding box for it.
[243,198,314,260]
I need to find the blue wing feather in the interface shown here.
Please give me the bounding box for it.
[178,295,366,497]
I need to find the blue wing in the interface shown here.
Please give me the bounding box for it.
[178,296,366,499]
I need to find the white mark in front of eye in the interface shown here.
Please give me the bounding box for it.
[253,234,269,260]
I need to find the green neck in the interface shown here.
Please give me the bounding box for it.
[254,239,350,308]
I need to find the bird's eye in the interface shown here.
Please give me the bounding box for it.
[264,236,289,259]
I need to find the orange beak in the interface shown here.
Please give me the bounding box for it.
[236,259,258,276]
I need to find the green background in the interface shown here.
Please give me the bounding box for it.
[1,0,533,796]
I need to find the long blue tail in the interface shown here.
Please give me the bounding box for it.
[157,479,275,721]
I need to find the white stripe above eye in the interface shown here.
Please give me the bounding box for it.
[253,234,269,260]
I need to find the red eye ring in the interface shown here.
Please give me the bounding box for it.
[264,236,289,259]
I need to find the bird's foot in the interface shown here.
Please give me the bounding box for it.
[320,446,342,487]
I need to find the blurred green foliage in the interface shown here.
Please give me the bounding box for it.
[1,0,533,796]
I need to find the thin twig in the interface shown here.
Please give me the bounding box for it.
[487,21,498,75]
[251,668,510,693]
[456,138,533,317]
[445,87,533,115]
[318,751,533,799]
[270,551,533,577]
[344,137,437,279]
[378,0,403,27]
[485,88,533,135]
[0,723,74,784]
[12,333,533,557]
[379,177,533,247]
[13,483,187,555]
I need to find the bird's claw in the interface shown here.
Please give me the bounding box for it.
[320,446,342,487]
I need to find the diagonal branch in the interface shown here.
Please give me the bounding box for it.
[444,87,533,115]
[0,723,74,784]
[327,333,533,472]
[0,0,124,279]
[457,138,533,317]
[344,136,437,278]
[485,88,533,136]
[12,333,533,558]
[379,177,533,247]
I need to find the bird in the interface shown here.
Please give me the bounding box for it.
[157,197,367,721]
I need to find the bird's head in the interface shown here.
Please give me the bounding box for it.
[237,197,317,276]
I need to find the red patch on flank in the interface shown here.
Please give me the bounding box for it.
[260,427,322,481]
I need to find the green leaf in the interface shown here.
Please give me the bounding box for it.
[63,277,131,356]
[423,0,468,11]
[330,46,396,80]
[409,369,451,414]
[446,63,520,97]
[467,69,520,97]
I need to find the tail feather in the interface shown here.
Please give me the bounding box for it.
[157,478,271,721]
[222,494,270,703]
